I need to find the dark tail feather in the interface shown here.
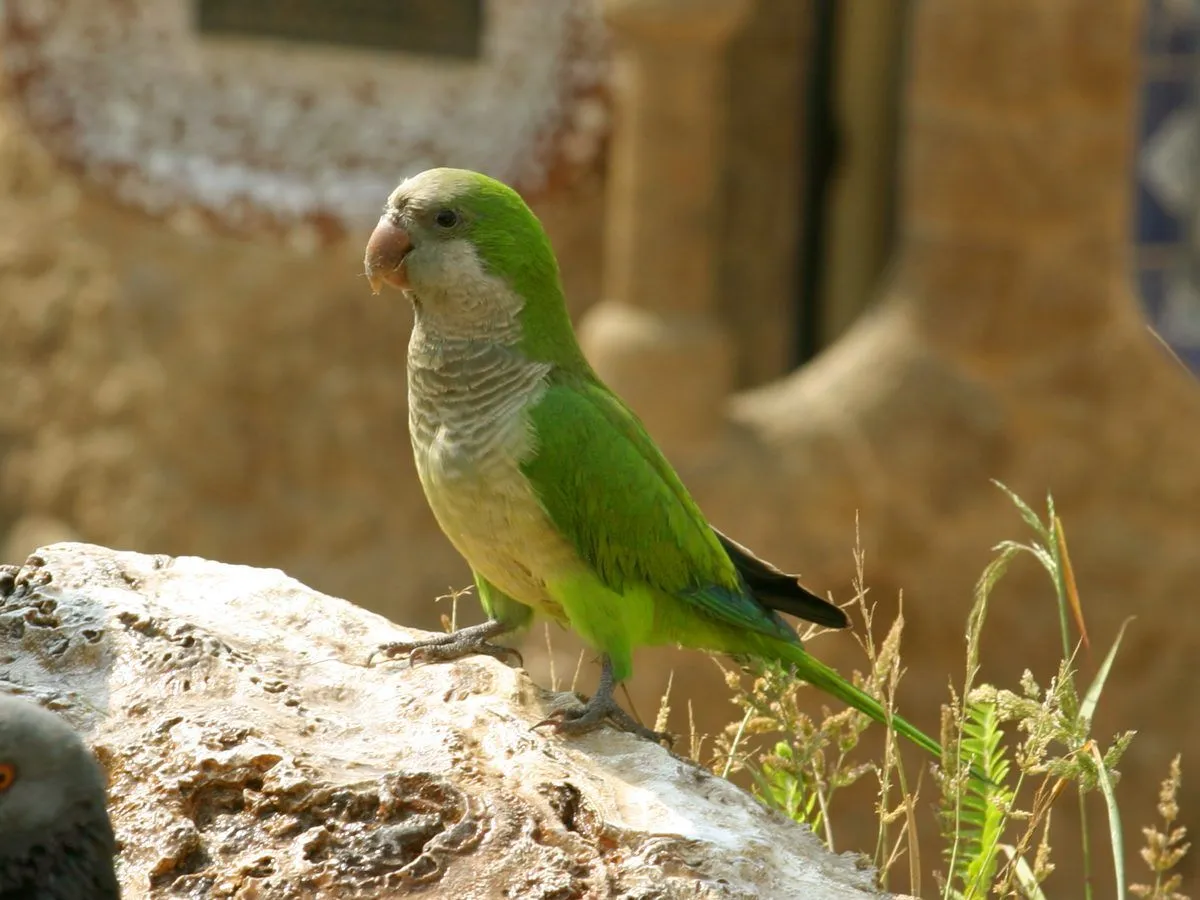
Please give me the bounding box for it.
[713,527,849,630]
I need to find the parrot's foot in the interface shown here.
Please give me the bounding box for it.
[533,656,674,746]
[535,697,673,745]
[367,619,522,668]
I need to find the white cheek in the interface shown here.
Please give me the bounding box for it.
[437,239,493,284]
[408,239,473,288]
[406,237,526,341]
[402,245,433,287]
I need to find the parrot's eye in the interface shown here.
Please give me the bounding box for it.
[0,762,15,791]
[434,209,459,229]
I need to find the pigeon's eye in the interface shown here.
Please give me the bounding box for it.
[434,209,459,229]
[0,763,15,791]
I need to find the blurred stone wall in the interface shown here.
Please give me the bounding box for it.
[718,0,810,387]
[0,90,603,612]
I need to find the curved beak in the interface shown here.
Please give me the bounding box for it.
[364,216,413,294]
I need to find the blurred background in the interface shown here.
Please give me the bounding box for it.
[1,0,1198,895]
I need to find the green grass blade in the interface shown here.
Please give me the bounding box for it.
[1090,743,1127,900]
[1080,617,1134,731]
[999,845,1049,900]
[994,540,1058,585]
[967,544,1021,676]
[992,480,1052,543]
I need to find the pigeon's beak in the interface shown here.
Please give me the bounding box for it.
[364,216,413,294]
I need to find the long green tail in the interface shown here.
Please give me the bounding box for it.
[774,640,943,760]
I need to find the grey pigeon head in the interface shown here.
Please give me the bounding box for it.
[0,694,120,898]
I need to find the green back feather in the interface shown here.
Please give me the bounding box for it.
[521,372,797,644]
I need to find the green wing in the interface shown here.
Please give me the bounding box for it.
[521,375,795,642]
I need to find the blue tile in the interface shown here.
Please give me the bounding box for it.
[1140,0,1200,54]
[1141,0,1169,53]
[1166,25,1199,54]
[1132,0,1200,374]
[1134,182,1185,243]
[1136,79,1192,142]
[1138,266,1168,304]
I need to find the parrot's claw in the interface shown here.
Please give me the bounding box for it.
[409,640,523,667]
[534,654,676,746]
[533,700,674,746]
[366,620,522,668]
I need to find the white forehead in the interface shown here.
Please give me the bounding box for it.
[387,168,476,211]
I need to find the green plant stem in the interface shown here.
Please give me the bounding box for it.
[813,761,834,850]
[1079,787,1093,900]
[1052,555,1072,662]
[723,707,752,780]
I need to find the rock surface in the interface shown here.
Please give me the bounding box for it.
[0,542,889,900]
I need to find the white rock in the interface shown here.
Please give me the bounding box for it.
[0,543,894,899]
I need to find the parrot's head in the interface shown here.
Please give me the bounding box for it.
[364,168,582,361]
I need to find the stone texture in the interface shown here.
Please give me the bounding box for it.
[0,542,893,899]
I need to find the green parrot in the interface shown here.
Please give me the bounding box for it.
[362,167,941,758]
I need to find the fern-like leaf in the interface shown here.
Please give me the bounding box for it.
[944,699,1015,898]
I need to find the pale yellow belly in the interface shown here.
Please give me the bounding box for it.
[415,425,580,621]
